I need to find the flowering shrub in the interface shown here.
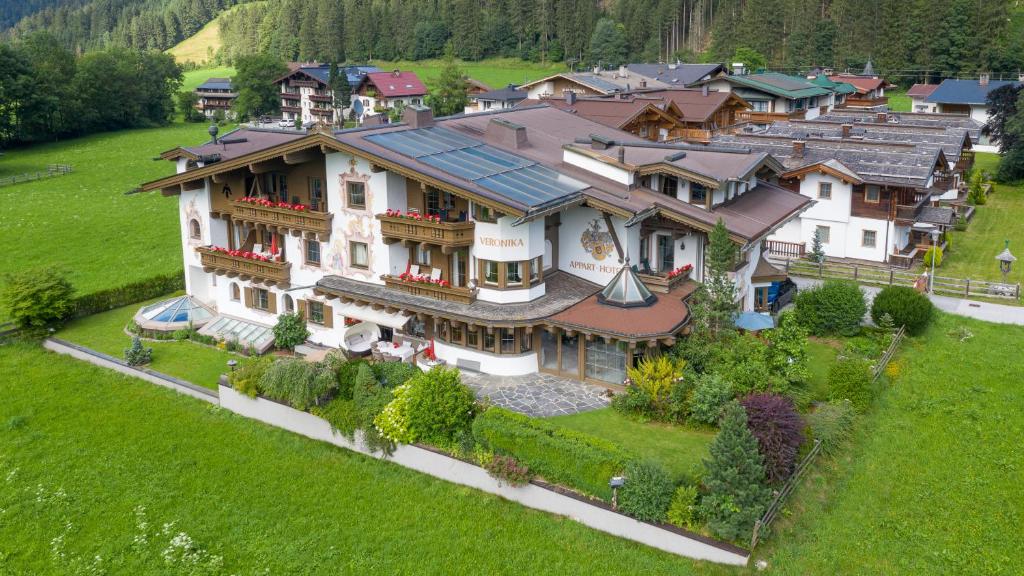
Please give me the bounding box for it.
[397,271,451,288]
[383,208,442,223]
[209,246,272,262]
[483,454,531,486]
[238,196,308,211]
[666,264,694,279]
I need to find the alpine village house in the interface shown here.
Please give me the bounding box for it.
[142,104,810,384]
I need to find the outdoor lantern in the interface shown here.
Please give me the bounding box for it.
[609,476,626,510]
[996,240,1016,283]
[227,359,238,372]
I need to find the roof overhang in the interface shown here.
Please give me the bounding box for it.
[782,161,864,185]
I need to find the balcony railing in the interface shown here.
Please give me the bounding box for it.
[310,107,333,117]
[895,193,932,222]
[382,275,476,304]
[376,214,474,249]
[229,200,333,240]
[309,93,333,102]
[764,239,806,259]
[636,269,692,294]
[281,92,301,100]
[291,80,318,88]
[197,246,291,286]
[281,105,301,113]
[737,109,806,124]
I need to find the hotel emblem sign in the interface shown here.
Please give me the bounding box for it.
[580,219,614,261]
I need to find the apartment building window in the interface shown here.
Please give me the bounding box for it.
[862,230,877,248]
[189,219,201,239]
[865,185,881,203]
[453,250,468,287]
[751,100,769,112]
[305,240,321,266]
[425,188,441,216]
[506,261,522,285]
[484,331,496,351]
[415,244,431,266]
[269,173,288,203]
[310,177,324,211]
[660,176,678,197]
[350,242,369,268]
[473,203,499,223]
[230,283,240,301]
[450,323,463,343]
[690,182,708,205]
[466,326,479,347]
[347,181,366,209]
[529,256,541,284]
[500,328,516,353]
[815,225,831,244]
[307,301,325,325]
[483,260,500,285]
[657,235,674,272]
[818,182,832,199]
[520,329,533,353]
[254,288,270,311]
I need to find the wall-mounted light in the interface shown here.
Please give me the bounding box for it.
[222,184,232,198]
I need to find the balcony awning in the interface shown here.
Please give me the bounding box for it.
[337,301,411,330]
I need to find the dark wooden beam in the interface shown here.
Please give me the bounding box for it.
[283,148,320,165]
[248,158,288,174]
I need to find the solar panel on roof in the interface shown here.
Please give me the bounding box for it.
[365,126,587,208]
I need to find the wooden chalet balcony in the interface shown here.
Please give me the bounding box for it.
[382,275,476,304]
[764,239,806,259]
[843,96,888,107]
[291,80,319,88]
[676,128,712,143]
[309,93,333,102]
[737,109,806,124]
[637,269,692,294]
[376,214,474,250]
[955,150,975,172]
[197,246,291,287]
[310,107,333,117]
[281,92,300,101]
[281,105,301,113]
[228,200,333,240]
[932,174,955,190]
[895,194,931,223]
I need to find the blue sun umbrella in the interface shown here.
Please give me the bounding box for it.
[734,311,775,332]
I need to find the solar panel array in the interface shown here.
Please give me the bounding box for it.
[365,126,587,208]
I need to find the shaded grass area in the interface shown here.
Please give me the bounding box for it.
[182,66,236,92]
[547,408,713,485]
[937,152,1024,286]
[0,123,214,300]
[0,343,730,575]
[55,295,235,389]
[757,312,1023,574]
[372,57,565,90]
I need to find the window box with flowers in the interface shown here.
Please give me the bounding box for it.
[230,196,332,239]
[638,264,693,294]
[196,245,291,285]
[383,273,476,304]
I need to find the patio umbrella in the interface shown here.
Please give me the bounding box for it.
[734,311,775,332]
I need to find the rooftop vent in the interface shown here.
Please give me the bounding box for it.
[792,140,806,158]
[393,69,401,77]
[664,151,687,162]
[566,91,577,105]
[841,124,853,138]
[403,105,434,129]
[208,124,219,144]
[485,118,528,150]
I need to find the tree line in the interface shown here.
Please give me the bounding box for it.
[0,33,182,146]
[4,0,1023,84]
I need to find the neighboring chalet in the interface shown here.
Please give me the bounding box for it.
[923,75,1022,149]
[194,78,236,119]
[353,70,429,122]
[276,64,380,125]
[907,84,939,113]
[714,130,959,267]
[809,75,856,106]
[141,105,810,382]
[625,63,728,86]
[816,108,984,158]
[696,72,835,124]
[636,88,751,141]
[828,73,893,107]
[518,69,669,99]
[465,84,528,114]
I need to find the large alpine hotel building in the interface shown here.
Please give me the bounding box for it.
[143,105,810,384]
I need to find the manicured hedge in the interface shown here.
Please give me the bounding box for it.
[472,407,632,500]
[73,271,185,318]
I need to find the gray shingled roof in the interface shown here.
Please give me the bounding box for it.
[626,63,725,86]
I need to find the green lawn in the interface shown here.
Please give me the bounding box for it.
[547,408,714,484]
[756,312,1023,574]
[805,338,838,402]
[887,89,911,112]
[0,123,211,302]
[55,295,237,388]
[935,152,1024,286]
[0,342,729,575]
[372,57,566,90]
[183,66,236,92]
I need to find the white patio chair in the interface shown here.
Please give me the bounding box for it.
[429,268,442,282]
[409,265,420,277]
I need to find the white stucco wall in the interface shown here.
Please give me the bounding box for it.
[433,340,538,376]
[558,207,631,286]
[563,149,633,185]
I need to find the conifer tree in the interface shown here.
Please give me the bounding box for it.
[704,218,738,335]
[427,43,468,117]
[809,228,826,264]
[701,402,771,542]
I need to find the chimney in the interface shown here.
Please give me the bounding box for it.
[639,79,646,88]
[403,105,434,129]
[485,118,528,150]
[841,124,852,138]
[208,123,219,144]
[1019,71,1024,82]
[361,114,384,127]
[617,146,626,163]
[980,72,990,86]
[393,69,401,77]
[792,140,806,158]
[702,84,709,97]
[876,112,888,123]
[566,91,577,105]
[618,65,627,78]
[593,66,601,75]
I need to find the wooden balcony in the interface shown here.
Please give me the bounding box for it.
[228,201,333,240]
[291,80,319,88]
[764,239,806,259]
[895,194,931,223]
[637,270,691,294]
[377,214,474,251]
[382,275,476,304]
[197,246,291,287]
[675,128,712,143]
[737,109,806,124]
[281,105,301,113]
[310,107,333,118]
[281,92,300,101]
[842,96,888,107]
[309,93,333,102]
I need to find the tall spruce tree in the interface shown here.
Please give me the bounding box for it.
[427,43,468,117]
[809,227,826,264]
[587,17,627,67]
[704,218,738,335]
[701,402,771,542]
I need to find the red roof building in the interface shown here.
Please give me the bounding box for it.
[359,71,428,98]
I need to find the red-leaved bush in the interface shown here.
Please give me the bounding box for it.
[739,393,805,483]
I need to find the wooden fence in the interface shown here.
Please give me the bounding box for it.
[0,164,72,187]
[782,259,1021,300]
[872,325,906,383]
[750,439,822,549]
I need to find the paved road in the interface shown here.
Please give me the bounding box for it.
[791,277,1024,326]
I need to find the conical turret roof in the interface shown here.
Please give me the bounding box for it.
[598,261,657,308]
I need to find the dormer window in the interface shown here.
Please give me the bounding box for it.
[660,176,678,197]
[691,182,708,205]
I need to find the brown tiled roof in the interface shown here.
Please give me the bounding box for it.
[632,89,740,123]
[519,97,666,129]
[827,75,887,94]
[163,128,306,161]
[906,83,939,98]
[549,280,696,339]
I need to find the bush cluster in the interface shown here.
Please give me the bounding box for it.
[229,356,273,397]
[375,366,475,448]
[827,357,873,412]
[123,335,152,366]
[472,407,632,500]
[871,286,934,335]
[73,271,184,318]
[794,280,867,336]
[483,454,531,487]
[272,313,310,350]
[618,460,676,523]
[666,484,701,530]
[739,394,805,483]
[688,374,734,425]
[1,268,76,330]
[805,399,856,456]
[259,358,337,411]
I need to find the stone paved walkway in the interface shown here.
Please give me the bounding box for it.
[461,371,611,417]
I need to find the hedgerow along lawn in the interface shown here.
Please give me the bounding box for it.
[0,122,214,305]
[55,294,237,388]
[0,342,732,576]
[937,152,1024,286]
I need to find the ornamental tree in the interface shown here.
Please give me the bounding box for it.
[701,402,771,541]
[1,267,76,330]
[739,393,805,483]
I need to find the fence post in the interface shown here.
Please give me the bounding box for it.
[751,520,762,550]
[818,261,823,278]
[965,279,970,297]
[853,266,858,280]
[889,269,894,285]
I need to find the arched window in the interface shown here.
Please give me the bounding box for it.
[189,219,201,240]
[283,294,294,313]
[230,283,240,301]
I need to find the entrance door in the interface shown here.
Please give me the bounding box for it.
[657,235,674,272]
[560,332,580,377]
[540,330,559,370]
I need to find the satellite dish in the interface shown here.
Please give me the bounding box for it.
[353,100,364,115]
